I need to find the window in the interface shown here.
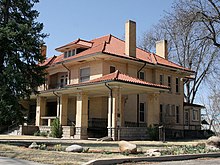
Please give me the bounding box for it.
[171,105,175,116]
[80,67,90,82]
[192,109,199,121]
[160,104,163,123]
[176,78,179,93]
[64,49,76,58]
[60,74,68,88]
[160,75,164,85]
[139,103,145,122]
[139,71,145,80]
[110,66,116,73]
[184,110,189,125]
[166,104,170,116]
[176,106,180,123]
[168,76,171,90]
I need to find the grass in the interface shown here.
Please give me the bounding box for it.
[0,136,213,165]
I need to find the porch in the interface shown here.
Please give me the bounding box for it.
[31,71,169,140]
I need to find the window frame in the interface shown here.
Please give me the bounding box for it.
[176,77,179,93]
[192,109,199,121]
[176,106,180,124]
[139,102,145,122]
[110,66,116,73]
[79,67,90,83]
[160,74,164,85]
[139,71,145,81]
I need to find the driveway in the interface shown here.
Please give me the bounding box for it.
[0,156,50,165]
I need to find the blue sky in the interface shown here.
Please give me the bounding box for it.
[35,0,174,57]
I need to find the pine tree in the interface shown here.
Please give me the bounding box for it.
[0,0,47,125]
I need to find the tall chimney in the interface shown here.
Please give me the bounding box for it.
[41,45,47,59]
[156,40,168,59]
[125,20,136,58]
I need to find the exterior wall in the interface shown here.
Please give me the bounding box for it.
[89,97,108,119]
[69,60,103,84]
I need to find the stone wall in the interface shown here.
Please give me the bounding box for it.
[118,127,149,140]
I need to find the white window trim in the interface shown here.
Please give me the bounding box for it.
[139,71,145,81]
[192,109,199,121]
[139,102,146,123]
[79,67,90,83]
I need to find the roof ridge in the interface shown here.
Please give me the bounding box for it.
[90,34,112,42]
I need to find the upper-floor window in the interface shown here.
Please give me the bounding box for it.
[192,109,199,121]
[110,66,116,73]
[60,74,68,87]
[160,75,164,85]
[176,106,180,123]
[168,76,171,89]
[139,102,145,122]
[64,48,87,58]
[176,77,179,93]
[139,71,145,81]
[80,67,90,82]
[64,49,76,58]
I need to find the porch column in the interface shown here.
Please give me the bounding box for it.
[147,93,160,126]
[111,87,122,140]
[74,92,88,139]
[35,96,46,126]
[59,94,68,126]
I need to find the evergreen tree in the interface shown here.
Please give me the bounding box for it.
[0,0,47,125]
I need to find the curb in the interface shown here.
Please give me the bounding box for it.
[83,152,220,165]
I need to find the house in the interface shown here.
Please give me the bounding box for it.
[23,20,202,140]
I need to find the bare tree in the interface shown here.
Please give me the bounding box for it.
[202,86,220,134]
[139,0,220,104]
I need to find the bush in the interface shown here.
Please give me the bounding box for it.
[33,131,48,137]
[50,118,63,138]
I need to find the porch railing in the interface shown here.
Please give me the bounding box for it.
[41,116,57,126]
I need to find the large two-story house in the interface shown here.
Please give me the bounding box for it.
[23,20,202,140]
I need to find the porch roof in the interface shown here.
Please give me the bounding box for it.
[37,70,169,97]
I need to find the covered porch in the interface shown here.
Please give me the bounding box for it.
[32,71,169,140]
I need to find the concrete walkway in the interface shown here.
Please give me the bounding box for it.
[0,156,50,165]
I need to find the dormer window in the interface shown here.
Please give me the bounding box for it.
[64,49,76,58]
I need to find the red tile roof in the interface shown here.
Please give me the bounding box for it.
[42,34,193,72]
[68,70,169,90]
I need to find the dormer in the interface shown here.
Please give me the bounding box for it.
[55,39,92,58]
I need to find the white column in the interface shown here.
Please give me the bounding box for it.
[74,92,88,139]
[35,97,46,126]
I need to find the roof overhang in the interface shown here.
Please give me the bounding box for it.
[32,80,168,98]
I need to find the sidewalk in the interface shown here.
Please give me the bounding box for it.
[0,156,51,165]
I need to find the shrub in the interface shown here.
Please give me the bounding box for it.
[50,118,63,138]
[33,131,40,136]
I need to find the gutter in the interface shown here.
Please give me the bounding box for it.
[53,91,60,118]
[105,82,113,138]
[62,63,71,84]
[136,62,147,127]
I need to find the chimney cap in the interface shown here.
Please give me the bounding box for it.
[126,20,136,24]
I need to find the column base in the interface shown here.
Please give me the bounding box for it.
[74,127,88,140]
[108,127,120,141]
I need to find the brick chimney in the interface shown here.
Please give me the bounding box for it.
[41,45,47,59]
[156,40,168,59]
[125,20,136,58]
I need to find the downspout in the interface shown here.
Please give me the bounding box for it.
[53,91,60,118]
[105,82,113,137]
[137,62,147,127]
[62,63,71,84]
